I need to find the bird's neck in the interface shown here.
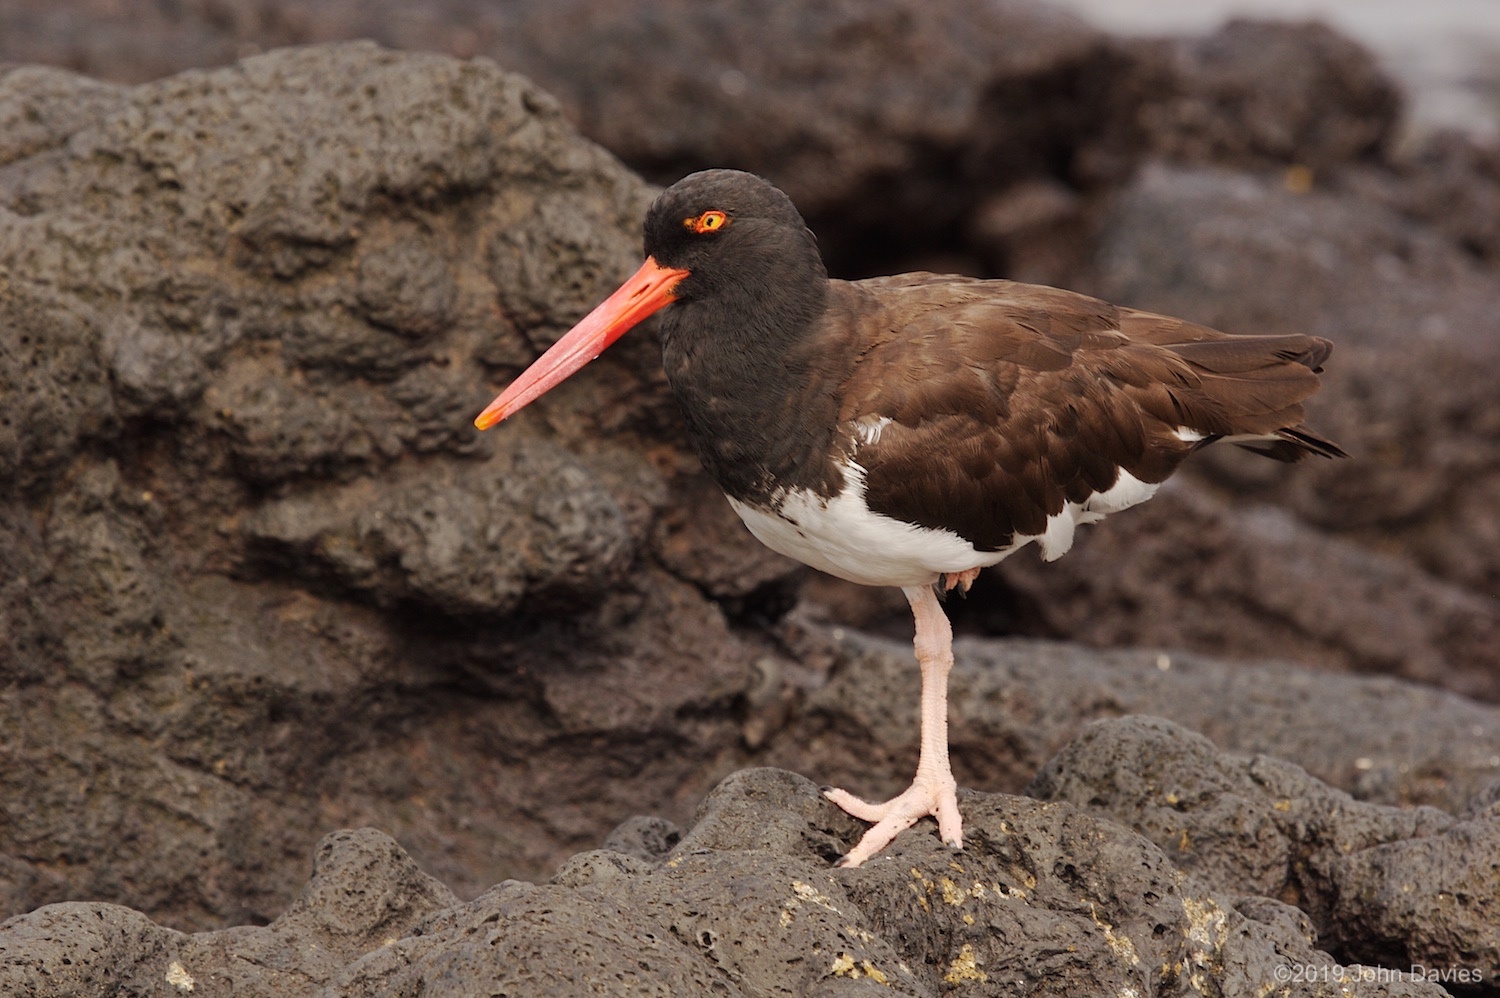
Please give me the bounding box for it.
[659,268,851,505]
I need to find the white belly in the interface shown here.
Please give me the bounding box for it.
[726,460,1158,588]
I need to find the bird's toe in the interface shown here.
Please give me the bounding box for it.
[822,786,889,823]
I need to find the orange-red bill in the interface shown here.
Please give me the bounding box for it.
[474,256,691,430]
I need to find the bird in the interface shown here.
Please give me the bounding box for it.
[474,169,1345,868]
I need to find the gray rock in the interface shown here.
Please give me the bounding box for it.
[0,0,1136,283]
[1031,717,1498,984]
[0,64,129,164]
[991,478,1500,701]
[1127,19,1401,170]
[0,2,1421,295]
[772,623,1500,821]
[0,288,116,494]
[0,828,456,996]
[0,772,1455,997]
[1369,132,1500,269]
[243,438,635,617]
[0,41,770,928]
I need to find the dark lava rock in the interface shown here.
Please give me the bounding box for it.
[1127,19,1402,171]
[771,623,1500,823]
[1378,132,1500,268]
[0,770,1459,996]
[991,478,1500,701]
[1032,717,1498,984]
[0,41,781,929]
[0,828,458,995]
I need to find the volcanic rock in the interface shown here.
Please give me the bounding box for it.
[0,768,1464,997]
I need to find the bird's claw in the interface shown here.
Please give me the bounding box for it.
[938,568,982,596]
[823,776,964,868]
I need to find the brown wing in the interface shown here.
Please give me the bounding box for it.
[830,277,1342,552]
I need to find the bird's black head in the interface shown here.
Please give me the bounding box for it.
[643,170,826,305]
[473,171,827,431]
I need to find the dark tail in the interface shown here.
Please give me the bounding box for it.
[1118,310,1348,463]
[1171,333,1346,461]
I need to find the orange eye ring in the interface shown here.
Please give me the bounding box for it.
[684,210,729,234]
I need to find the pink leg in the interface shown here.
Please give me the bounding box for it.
[824,582,963,867]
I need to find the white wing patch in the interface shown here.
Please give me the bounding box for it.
[853,416,893,446]
[1177,427,1286,448]
[1037,469,1159,561]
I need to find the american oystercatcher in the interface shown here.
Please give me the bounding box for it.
[475,169,1344,867]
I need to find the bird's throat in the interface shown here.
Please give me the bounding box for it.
[660,283,848,505]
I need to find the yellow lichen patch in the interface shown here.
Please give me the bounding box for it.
[943,943,989,985]
[1182,895,1229,951]
[828,953,893,986]
[792,880,841,913]
[911,866,1031,912]
[962,913,975,925]
[983,880,1028,901]
[1180,894,1232,988]
[165,961,196,992]
[780,907,795,928]
[1104,928,1139,965]
[1089,904,1141,967]
[910,868,935,911]
[1273,799,1293,812]
[1177,828,1192,853]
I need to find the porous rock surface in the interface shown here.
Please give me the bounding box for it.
[1,40,777,927]
[0,762,1467,996]
[1032,717,1499,983]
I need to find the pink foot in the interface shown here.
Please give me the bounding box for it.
[941,567,981,594]
[824,772,963,868]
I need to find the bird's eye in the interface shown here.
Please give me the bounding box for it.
[684,210,729,234]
